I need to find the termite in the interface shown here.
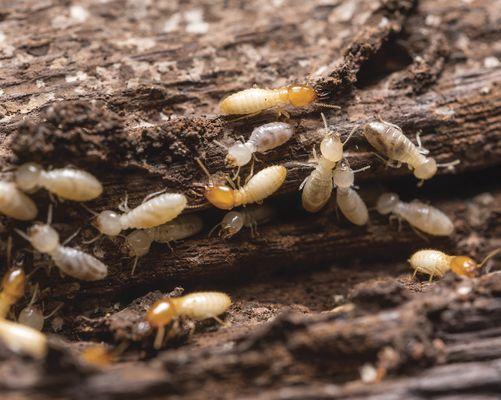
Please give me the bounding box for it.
[15,163,103,201]
[146,292,232,349]
[376,192,454,236]
[94,192,188,236]
[363,120,459,181]
[123,214,203,275]
[197,159,287,210]
[0,268,26,319]
[18,285,63,331]
[211,204,274,239]
[409,248,501,281]
[333,160,370,226]
[0,318,47,359]
[223,122,295,167]
[16,207,108,281]
[0,181,38,220]
[300,114,351,213]
[219,84,339,116]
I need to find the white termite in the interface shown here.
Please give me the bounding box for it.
[212,204,275,238]
[95,192,188,236]
[224,122,295,167]
[16,208,108,281]
[0,181,38,220]
[0,318,48,359]
[363,120,459,181]
[332,160,370,226]
[18,285,63,331]
[15,163,103,201]
[376,192,454,236]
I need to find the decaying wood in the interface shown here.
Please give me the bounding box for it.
[0,0,499,398]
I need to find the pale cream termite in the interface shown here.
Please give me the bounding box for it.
[0,268,26,319]
[332,160,370,226]
[18,285,63,331]
[95,193,188,236]
[224,122,295,167]
[376,192,454,236]
[146,291,232,349]
[0,318,48,359]
[409,248,501,281]
[15,162,103,201]
[212,204,275,238]
[0,181,38,220]
[123,214,203,274]
[363,121,459,181]
[16,209,108,281]
[220,84,339,116]
[197,160,287,210]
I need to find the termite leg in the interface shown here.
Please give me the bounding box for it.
[142,188,167,204]
[409,225,430,242]
[428,273,434,283]
[153,326,166,350]
[118,193,130,213]
[415,131,430,155]
[299,176,309,191]
[244,160,255,185]
[412,268,418,279]
[131,257,139,276]
[229,111,261,123]
[166,242,174,254]
[62,228,81,246]
[376,115,403,133]
[275,108,290,119]
[213,315,227,326]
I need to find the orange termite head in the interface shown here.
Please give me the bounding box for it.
[1,268,26,301]
[286,85,317,107]
[146,298,178,328]
[81,344,113,367]
[204,184,236,210]
[449,256,478,278]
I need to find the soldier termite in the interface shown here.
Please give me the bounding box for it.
[376,192,454,236]
[197,159,287,210]
[0,318,48,359]
[146,291,232,349]
[0,268,26,319]
[211,204,275,239]
[333,160,371,226]
[16,207,108,281]
[363,120,459,182]
[94,192,188,236]
[123,214,203,275]
[409,248,501,281]
[0,181,38,220]
[223,122,295,167]
[219,84,340,116]
[15,163,103,201]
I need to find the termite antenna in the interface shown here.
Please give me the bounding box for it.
[80,203,99,217]
[47,204,53,225]
[313,102,341,110]
[28,283,39,307]
[320,112,329,130]
[437,159,460,170]
[45,302,64,319]
[62,228,81,246]
[82,233,102,245]
[352,165,371,174]
[195,157,212,181]
[213,140,229,150]
[6,236,12,267]
[343,126,358,146]
[479,248,501,269]
[14,228,31,243]
[131,256,139,276]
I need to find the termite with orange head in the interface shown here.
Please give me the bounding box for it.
[0,268,26,319]
[219,84,339,116]
[197,158,287,210]
[363,120,459,183]
[146,292,232,349]
[409,248,501,281]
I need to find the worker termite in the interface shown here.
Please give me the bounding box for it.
[0,318,48,359]
[94,192,188,236]
[16,207,108,281]
[0,268,26,319]
[409,248,501,281]
[123,214,203,274]
[363,120,459,182]
[197,159,287,210]
[0,181,38,220]
[15,163,103,201]
[211,204,274,238]
[18,285,63,331]
[333,160,370,226]
[223,122,295,167]
[146,292,232,349]
[376,193,454,236]
[219,84,339,116]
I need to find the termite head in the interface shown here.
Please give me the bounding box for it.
[1,268,26,301]
[319,113,343,163]
[286,85,317,107]
[15,162,43,192]
[27,224,60,253]
[333,160,354,189]
[96,210,122,236]
[146,298,178,328]
[205,185,236,210]
[449,256,478,278]
[226,142,253,167]
[414,158,437,180]
[18,306,44,331]
[376,192,399,215]
[123,230,152,257]
[220,211,245,239]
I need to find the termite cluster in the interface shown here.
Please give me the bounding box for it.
[0,79,496,360]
